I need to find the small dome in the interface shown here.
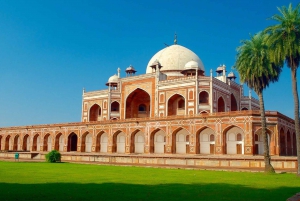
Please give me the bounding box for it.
[108,74,119,83]
[151,59,162,67]
[216,64,226,73]
[184,60,199,69]
[227,71,237,79]
[126,65,136,72]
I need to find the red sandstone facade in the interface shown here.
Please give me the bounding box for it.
[0,44,296,157]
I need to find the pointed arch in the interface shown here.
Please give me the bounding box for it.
[23,134,30,151]
[130,129,145,154]
[171,127,190,154]
[168,94,185,116]
[126,88,151,119]
[292,132,296,156]
[223,126,245,154]
[95,131,104,152]
[112,130,126,153]
[81,132,92,152]
[217,96,225,112]
[0,135,2,150]
[279,128,286,156]
[43,133,52,151]
[111,101,120,112]
[230,94,238,111]
[67,132,78,152]
[287,130,292,156]
[254,128,272,155]
[97,131,108,153]
[199,91,209,104]
[13,135,20,151]
[32,134,41,151]
[196,127,216,154]
[54,133,63,151]
[5,135,11,150]
[149,128,166,154]
[89,104,101,121]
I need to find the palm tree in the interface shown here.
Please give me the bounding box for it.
[235,32,281,173]
[264,3,300,175]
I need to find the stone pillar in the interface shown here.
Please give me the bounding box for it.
[107,145,112,153]
[210,69,213,113]
[144,145,149,154]
[195,70,199,114]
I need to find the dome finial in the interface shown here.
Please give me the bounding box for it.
[174,32,177,45]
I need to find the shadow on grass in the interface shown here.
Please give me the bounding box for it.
[0,182,297,201]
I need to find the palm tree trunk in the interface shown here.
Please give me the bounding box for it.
[258,91,275,173]
[291,66,300,176]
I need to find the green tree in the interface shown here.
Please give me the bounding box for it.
[45,150,61,163]
[235,32,281,173]
[264,3,300,175]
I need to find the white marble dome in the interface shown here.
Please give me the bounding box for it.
[146,45,204,74]
[107,74,119,83]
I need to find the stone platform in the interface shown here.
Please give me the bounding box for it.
[0,151,297,173]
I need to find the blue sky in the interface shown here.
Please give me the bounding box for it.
[0,0,299,127]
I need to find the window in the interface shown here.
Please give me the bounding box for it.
[138,104,146,112]
[237,133,242,141]
[199,91,209,104]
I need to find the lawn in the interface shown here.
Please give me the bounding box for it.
[0,161,299,201]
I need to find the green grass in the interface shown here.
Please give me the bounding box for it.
[0,161,299,201]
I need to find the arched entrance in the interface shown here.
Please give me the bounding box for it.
[254,129,271,155]
[54,133,64,151]
[292,132,296,156]
[80,132,88,152]
[112,131,126,153]
[117,132,126,153]
[13,135,20,150]
[199,91,209,104]
[111,101,120,112]
[150,129,166,154]
[85,133,92,152]
[100,133,108,153]
[217,97,225,112]
[231,94,237,111]
[23,134,30,151]
[172,128,189,154]
[224,127,244,154]
[130,130,144,154]
[47,135,52,151]
[67,132,78,152]
[168,94,185,116]
[32,134,41,151]
[43,134,52,151]
[198,128,215,154]
[287,131,292,155]
[5,135,11,150]
[125,89,150,119]
[89,104,101,121]
[95,131,108,152]
[279,128,286,156]
[0,135,2,150]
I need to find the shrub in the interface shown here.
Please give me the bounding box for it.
[45,150,61,163]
